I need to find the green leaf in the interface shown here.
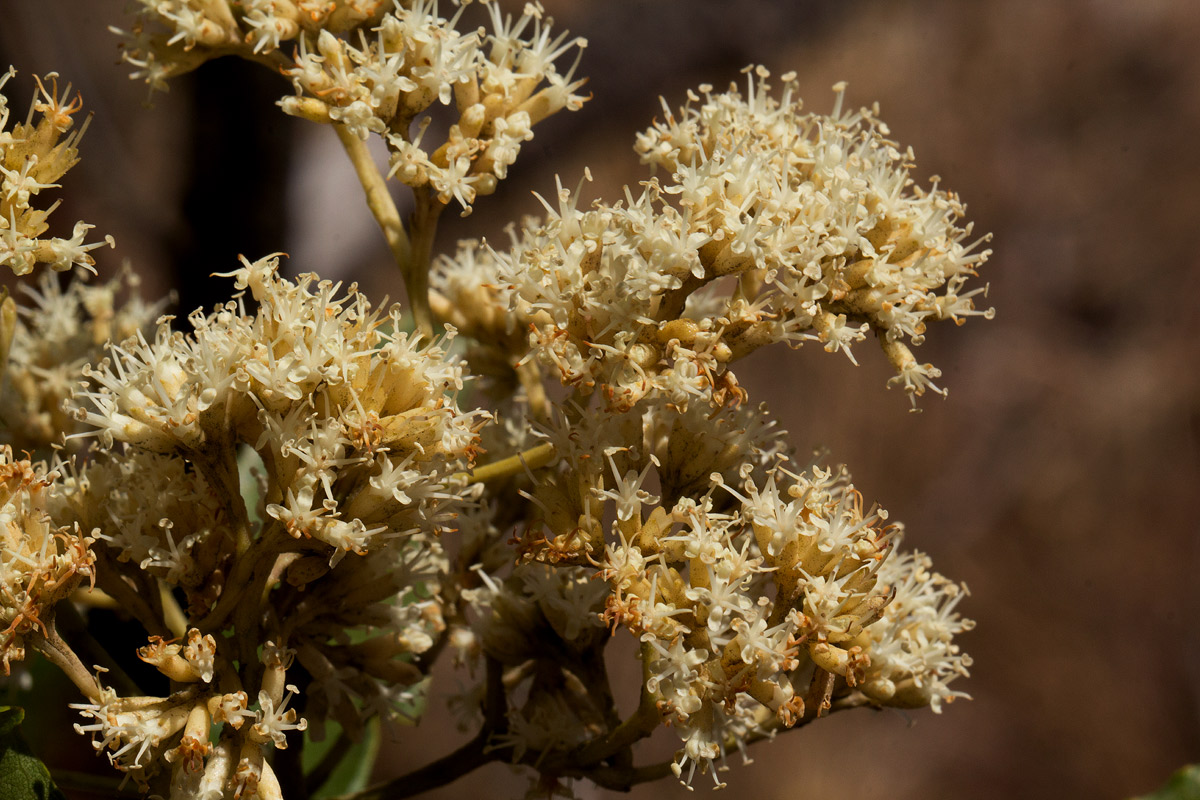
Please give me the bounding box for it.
[1135,764,1200,800]
[237,444,266,529]
[0,706,23,737]
[303,716,381,799]
[394,677,429,725]
[0,706,67,800]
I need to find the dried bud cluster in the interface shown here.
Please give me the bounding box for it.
[0,68,113,276]
[0,447,94,673]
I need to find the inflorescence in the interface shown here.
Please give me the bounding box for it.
[0,5,984,798]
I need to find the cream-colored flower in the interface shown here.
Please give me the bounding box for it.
[0,68,112,276]
[437,68,992,412]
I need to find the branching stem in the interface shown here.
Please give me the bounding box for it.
[194,529,291,633]
[333,124,431,335]
[29,621,100,702]
[53,601,142,697]
[572,640,660,765]
[342,658,507,800]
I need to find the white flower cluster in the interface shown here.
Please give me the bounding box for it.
[433,67,992,409]
[68,254,481,559]
[282,0,587,213]
[417,69,987,790]
[56,253,482,606]
[115,1,587,214]
[637,67,994,399]
[44,255,481,794]
[115,0,403,85]
[0,67,112,276]
[0,12,989,792]
[0,267,165,453]
[50,449,238,616]
[860,550,974,712]
[457,399,972,787]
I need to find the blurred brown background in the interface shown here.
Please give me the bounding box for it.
[3,1,1199,798]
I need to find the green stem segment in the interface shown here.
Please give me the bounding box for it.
[406,189,446,337]
[455,442,557,484]
[571,641,660,766]
[334,124,442,337]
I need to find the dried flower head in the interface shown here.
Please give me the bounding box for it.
[0,447,94,673]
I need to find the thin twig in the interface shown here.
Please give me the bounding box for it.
[483,656,508,734]
[53,601,141,697]
[737,692,872,750]
[29,620,100,702]
[339,728,496,800]
[68,586,120,609]
[561,759,673,792]
[571,641,660,766]
[515,359,552,423]
[340,658,509,800]
[50,768,140,798]
[92,551,165,637]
